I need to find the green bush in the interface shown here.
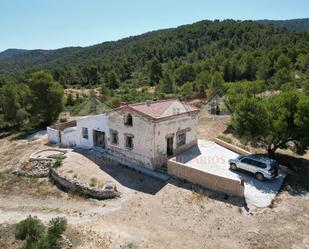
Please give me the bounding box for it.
[106,97,121,108]
[53,157,63,168]
[89,177,97,187]
[15,216,67,249]
[59,117,67,123]
[47,217,67,238]
[15,215,45,242]
[217,134,232,144]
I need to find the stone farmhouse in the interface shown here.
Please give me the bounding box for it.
[47,99,199,170]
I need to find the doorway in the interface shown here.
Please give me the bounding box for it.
[93,130,105,149]
[166,137,174,156]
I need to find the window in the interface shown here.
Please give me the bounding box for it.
[241,158,267,168]
[241,158,252,164]
[177,132,186,147]
[125,135,134,149]
[124,114,133,126]
[82,127,88,139]
[110,129,118,145]
[254,160,267,169]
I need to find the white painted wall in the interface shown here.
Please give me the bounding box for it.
[76,114,109,149]
[60,127,78,147]
[47,127,59,144]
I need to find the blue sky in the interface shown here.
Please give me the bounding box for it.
[0,0,308,52]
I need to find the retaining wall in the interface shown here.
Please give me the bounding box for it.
[50,170,120,200]
[167,159,244,197]
[214,138,251,156]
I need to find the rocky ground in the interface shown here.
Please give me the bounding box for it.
[0,110,309,248]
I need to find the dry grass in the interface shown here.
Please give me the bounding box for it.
[97,179,104,189]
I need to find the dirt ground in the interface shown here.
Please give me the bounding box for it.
[0,108,309,248]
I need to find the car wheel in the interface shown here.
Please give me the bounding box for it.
[255,172,265,181]
[230,163,237,170]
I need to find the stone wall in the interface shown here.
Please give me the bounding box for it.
[50,170,120,200]
[106,110,156,168]
[167,159,245,197]
[13,160,52,178]
[14,150,119,200]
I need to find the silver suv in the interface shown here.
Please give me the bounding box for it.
[228,155,279,180]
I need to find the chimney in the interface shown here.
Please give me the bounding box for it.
[146,100,151,106]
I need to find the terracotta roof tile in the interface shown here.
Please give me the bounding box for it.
[127,99,198,118]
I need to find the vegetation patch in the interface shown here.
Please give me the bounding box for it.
[217,134,232,144]
[229,90,309,158]
[15,215,67,249]
[89,177,97,188]
[53,157,64,168]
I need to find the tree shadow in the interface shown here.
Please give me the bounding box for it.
[0,129,42,141]
[74,149,167,195]
[0,129,17,139]
[222,124,234,135]
[220,124,309,196]
[274,153,309,196]
[237,151,309,196]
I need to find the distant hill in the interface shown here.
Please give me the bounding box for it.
[257,18,309,31]
[0,49,29,60]
[0,19,308,87]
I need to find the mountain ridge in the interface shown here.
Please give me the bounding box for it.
[1,18,308,59]
[0,18,308,87]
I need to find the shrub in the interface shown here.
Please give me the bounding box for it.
[59,117,67,123]
[217,134,232,144]
[89,177,97,187]
[53,157,63,168]
[106,97,121,108]
[15,216,67,249]
[42,217,67,248]
[15,215,45,242]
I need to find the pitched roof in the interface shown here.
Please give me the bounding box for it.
[124,99,198,119]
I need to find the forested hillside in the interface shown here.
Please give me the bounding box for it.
[0,49,29,60]
[0,19,309,131]
[1,19,309,89]
[258,18,309,31]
